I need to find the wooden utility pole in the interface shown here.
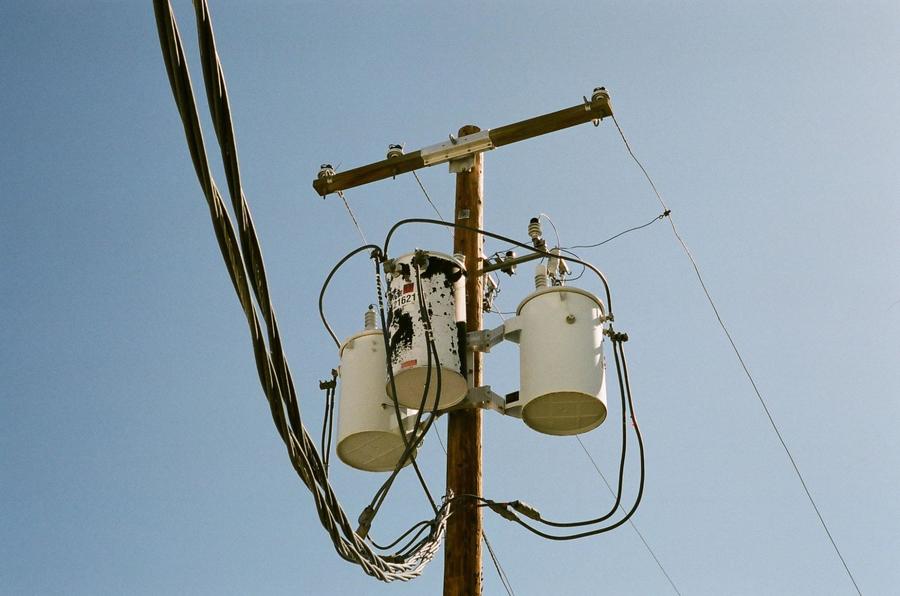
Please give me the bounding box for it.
[312,88,613,596]
[445,125,484,596]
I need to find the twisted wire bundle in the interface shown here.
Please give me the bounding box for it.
[152,0,449,581]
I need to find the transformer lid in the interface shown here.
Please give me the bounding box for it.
[339,328,384,358]
[390,250,467,272]
[515,286,606,316]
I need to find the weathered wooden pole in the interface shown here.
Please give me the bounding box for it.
[444,124,484,596]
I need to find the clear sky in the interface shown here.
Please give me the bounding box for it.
[2,1,899,595]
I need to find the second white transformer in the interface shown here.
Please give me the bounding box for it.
[508,285,608,436]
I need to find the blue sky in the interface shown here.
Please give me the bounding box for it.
[2,1,899,594]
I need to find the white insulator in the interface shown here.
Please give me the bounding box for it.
[527,218,542,242]
[336,328,416,472]
[534,263,548,289]
[364,305,377,330]
[387,251,467,411]
[510,286,608,436]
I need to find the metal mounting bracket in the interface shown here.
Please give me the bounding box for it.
[421,129,494,172]
[466,319,522,354]
[442,385,521,417]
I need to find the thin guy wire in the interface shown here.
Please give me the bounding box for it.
[575,436,682,595]
[611,113,862,596]
[435,427,515,596]
[483,531,516,596]
[412,170,445,221]
[411,170,453,240]
[337,190,368,243]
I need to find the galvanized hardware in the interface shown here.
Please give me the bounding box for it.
[421,129,494,168]
[478,250,542,276]
[483,274,499,313]
[466,324,506,354]
[443,385,515,416]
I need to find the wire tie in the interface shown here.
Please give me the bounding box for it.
[487,501,519,522]
[510,500,542,521]
[356,505,376,539]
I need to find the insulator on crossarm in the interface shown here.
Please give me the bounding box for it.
[528,217,542,243]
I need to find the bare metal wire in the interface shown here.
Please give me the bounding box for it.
[611,113,862,596]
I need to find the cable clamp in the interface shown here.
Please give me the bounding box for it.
[510,500,542,521]
[356,505,376,539]
[318,369,338,391]
[486,501,518,522]
[604,328,629,342]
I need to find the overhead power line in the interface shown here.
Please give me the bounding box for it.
[337,190,368,244]
[153,0,449,581]
[610,114,863,596]
[435,428,516,596]
[564,210,669,250]
[575,436,682,595]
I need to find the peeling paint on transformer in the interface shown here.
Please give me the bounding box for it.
[389,310,414,365]
[387,252,464,375]
[421,257,463,287]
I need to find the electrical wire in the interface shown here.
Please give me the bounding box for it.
[575,435,682,595]
[382,218,614,315]
[498,339,645,540]
[564,210,669,250]
[338,190,368,244]
[538,212,562,249]
[535,339,627,528]
[318,244,382,349]
[611,113,862,595]
[381,219,651,535]
[412,170,447,223]
[154,1,449,581]
[484,531,516,596]
[370,259,440,514]
[434,427,516,596]
[368,520,433,552]
[316,243,444,517]
[320,374,337,474]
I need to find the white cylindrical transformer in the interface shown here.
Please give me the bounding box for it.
[386,251,468,411]
[514,286,608,436]
[336,326,416,472]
